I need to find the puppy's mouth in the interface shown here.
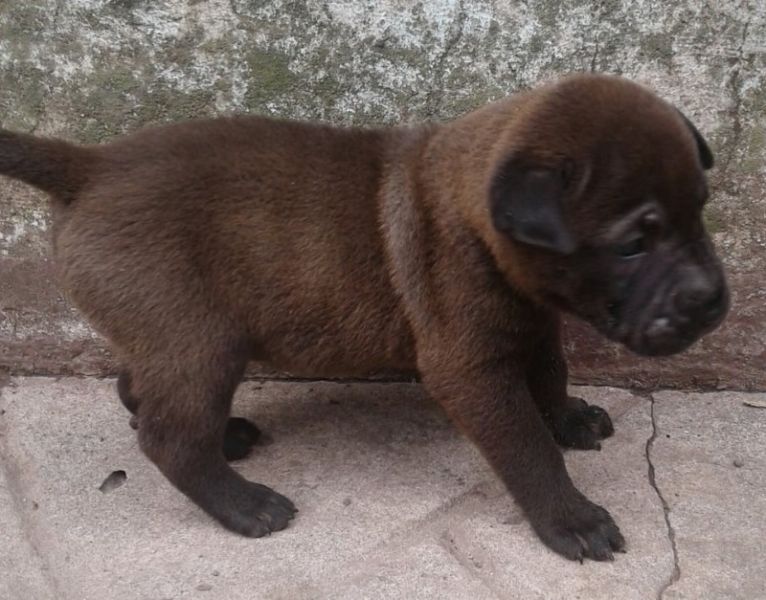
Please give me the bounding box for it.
[603,288,729,357]
[616,314,698,356]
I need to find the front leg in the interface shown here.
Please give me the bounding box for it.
[383,202,622,559]
[419,346,625,562]
[526,314,614,450]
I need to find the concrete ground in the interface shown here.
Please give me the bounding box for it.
[0,377,763,600]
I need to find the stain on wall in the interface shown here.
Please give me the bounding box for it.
[1,0,764,389]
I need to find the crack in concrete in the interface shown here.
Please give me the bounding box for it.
[227,0,246,24]
[589,41,600,72]
[588,0,607,72]
[645,393,681,600]
[587,0,623,72]
[424,0,466,118]
[27,112,44,135]
[22,0,65,135]
[52,0,62,28]
[721,16,752,177]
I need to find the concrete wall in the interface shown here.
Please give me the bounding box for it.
[1,0,764,389]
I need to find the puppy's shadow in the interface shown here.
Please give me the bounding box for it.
[232,381,459,453]
[228,381,492,506]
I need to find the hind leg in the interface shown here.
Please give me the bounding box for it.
[223,417,263,461]
[118,370,263,461]
[127,337,296,536]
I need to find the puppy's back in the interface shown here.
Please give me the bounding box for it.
[1,117,417,375]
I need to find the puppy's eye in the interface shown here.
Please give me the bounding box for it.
[615,235,646,259]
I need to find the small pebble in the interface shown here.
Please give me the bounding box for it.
[733,458,745,468]
[196,583,212,592]
[212,570,220,577]
[342,497,352,506]
[98,470,127,493]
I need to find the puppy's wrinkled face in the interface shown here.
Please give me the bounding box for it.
[489,78,728,356]
[549,197,729,357]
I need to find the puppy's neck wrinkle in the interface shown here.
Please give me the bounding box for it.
[379,125,533,338]
[378,126,440,328]
[417,101,542,303]
[423,95,536,233]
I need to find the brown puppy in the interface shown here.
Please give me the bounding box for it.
[0,74,727,562]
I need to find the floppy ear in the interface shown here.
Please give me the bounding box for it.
[676,110,714,170]
[489,158,577,254]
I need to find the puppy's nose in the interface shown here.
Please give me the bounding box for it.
[674,277,728,325]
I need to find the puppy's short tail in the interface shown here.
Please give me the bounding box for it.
[0,129,95,203]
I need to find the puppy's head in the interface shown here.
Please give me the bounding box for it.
[488,74,728,356]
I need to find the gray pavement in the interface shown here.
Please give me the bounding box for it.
[0,377,763,600]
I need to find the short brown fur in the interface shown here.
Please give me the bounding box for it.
[0,74,727,561]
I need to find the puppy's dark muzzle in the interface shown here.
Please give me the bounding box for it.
[675,281,729,326]
[638,277,729,356]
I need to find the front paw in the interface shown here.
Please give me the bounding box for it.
[531,491,625,562]
[552,397,614,450]
[220,482,297,537]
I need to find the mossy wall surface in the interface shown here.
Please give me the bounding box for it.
[1,0,764,388]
